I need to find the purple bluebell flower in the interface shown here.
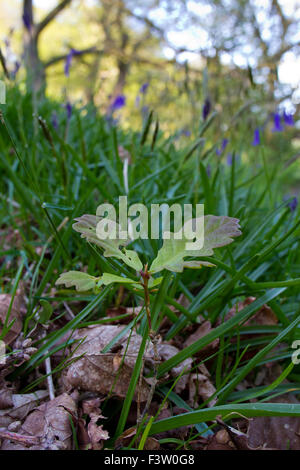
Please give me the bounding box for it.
[283,110,294,127]
[110,95,126,112]
[51,111,59,130]
[202,98,211,121]
[11,61,21,79]
[216,138,229,156]
[135,95,141,107]
[64,52,73,77]
[226,153,233,166]
[206,164,211,178]
[140,82,149,94]
[105,114,119,127]
[182,129,191,137]
[14,61,20,73]
[252,128,260,146]
[141,105,149,116]
[65,102,72,120]
[288,197,298,212]
[64,48,81,77]
[272,112,283,132]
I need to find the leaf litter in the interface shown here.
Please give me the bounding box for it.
[0,278,299,450]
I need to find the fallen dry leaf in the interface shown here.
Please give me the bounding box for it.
[156,343,192,393]
[0,393,77,450]
[188,371,217,408]
[206,429,235,450]
[0,385,14,410]
[183,320,219,357]
[81,398,109,450]
[225,297,278,326]
[0,391,48,428]
[0,290,26,345]
[115,425,160,450]
[247,395,300,450]
[153,407,191,443]
[61,325,152,401]
[105,306,141,324]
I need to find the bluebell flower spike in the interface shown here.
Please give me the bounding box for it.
[110,95,126,112]
[288,197,298,212]
[272,112,284,132]
[252,128,260,146]
[216,138,229,155]
[202,98,211,121]
[283,110,294,127]
[140,83,149,94]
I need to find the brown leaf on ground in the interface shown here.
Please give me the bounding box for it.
[183,320,219,357]
[61,325,152,401]
[189,436,210,450]
[105,306,142,324]
[0,227,22,259]
[247,395,300,450]
[153,407,191,443]
[143,437,160,450]
[115,426,160,450]
[225,297,278,325]
[168,294,191,314]
[0,385,13,410]
[156,343,192,393]
[215,418,257,450]
[188,370,217,408]
[254,362,283,387]
[0,391,48,428]
[0,289,26,345]
[206,429,236,450]
[0,393,77,450]
[81,398,109,450]
[75,416,91,450]
[115,426,137,449]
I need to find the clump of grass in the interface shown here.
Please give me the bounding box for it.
[0,84,300,448]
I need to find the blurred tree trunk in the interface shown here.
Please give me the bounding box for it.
[85,54,102,103]
[112,56,130,99]
[23,0,46,97]
[22,0,73,98]
[22,0,45,97]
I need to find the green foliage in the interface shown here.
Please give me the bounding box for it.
[56,214,242,291]
[56,270,100,292]
[72,214,143,271]
[0,84,300,444]
[150,215,241,273]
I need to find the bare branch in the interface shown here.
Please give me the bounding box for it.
[44,46,101,68]
[35,0,73,38]
[0,47,10,79]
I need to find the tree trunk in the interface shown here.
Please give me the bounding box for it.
[85,54,101,104]
[112,59,129,98]
[23,0,46,97]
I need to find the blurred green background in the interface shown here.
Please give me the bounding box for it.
[0,0,299,189]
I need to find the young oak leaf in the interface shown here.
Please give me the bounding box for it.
[149,215,241,273]
[97,273,140,289]
[55,271,100,291]
[97,273,162,289]
[56,271,163,293]
[72,214,143,271]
